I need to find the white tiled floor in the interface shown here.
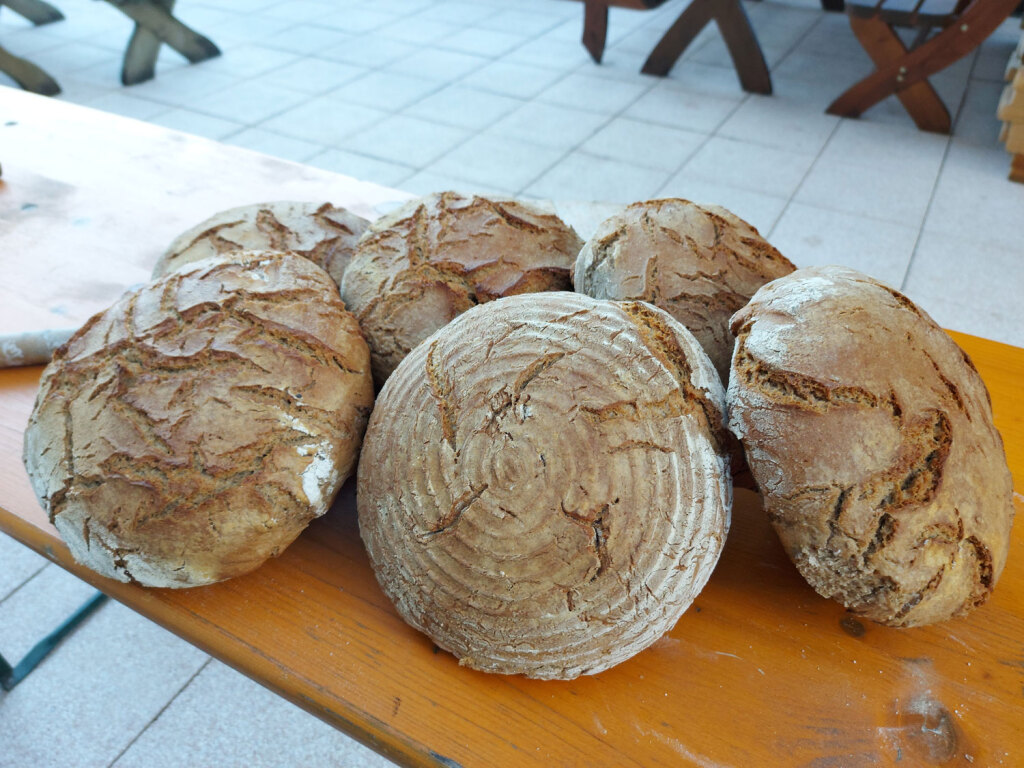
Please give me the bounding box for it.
[2,0,1023,765]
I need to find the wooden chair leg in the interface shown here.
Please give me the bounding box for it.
[104,0,220,86]
[2,0,64,25]
[642,0,716,77]
[0,45,60,95]
[121,0,173,87]
[582,1,609,64]
[715,0,772,94]
[122,22,161,86]
[641,0,771,95]
[1011,154,1024,184]
[828,15,949,132]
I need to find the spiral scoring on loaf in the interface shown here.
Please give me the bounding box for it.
[358,292,731,679]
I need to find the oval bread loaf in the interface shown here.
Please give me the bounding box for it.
[340,192,583,384]
[727,265,1015,627]
[574,198,794,383]
[152,201,370,286]
[24,251,375,588]
[358,292,731,679]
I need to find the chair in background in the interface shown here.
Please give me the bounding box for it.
[827,0,1021,132]
[0,0,63,94]
[574,0,854,95]
[576,0,772,93]
[101,0,220,85]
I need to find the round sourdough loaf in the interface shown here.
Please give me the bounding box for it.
[727,265,1015,627]
[152,201,370,286]
[357,292,731,679]
[573,198,794,383]
[24,251,374,588]
[340,192,583,384]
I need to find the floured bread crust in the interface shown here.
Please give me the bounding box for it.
[340,191,583,384]
[573,198,794,383]
[24,251,374,587]
[152,201,370,286]
[357,292,731,679]
[727,265,1015,627]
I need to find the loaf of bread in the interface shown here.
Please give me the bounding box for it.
[24,252,374,587]
[573,198,794,383]
[340,192,583,384]
[727,265,1015,626]
[358,292,731,679]
[152,201,370,286]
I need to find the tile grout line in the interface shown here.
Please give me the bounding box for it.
[730,12,841,239]
[511,72,662,197]
[379,2,727,194]
[652,92,754,199]
[766,117,843,241]
[897,45,979,292]
[499,7,770,200]
[899,137,958,294]
[105,656,213,768]
[0,561,51,610]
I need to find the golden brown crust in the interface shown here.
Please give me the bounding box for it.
[573,198,794,383]
[357,292,731,679]
[24,252,374,588]
[726,265,1015,627]
[152,201,370,286]
[340,192,583,384]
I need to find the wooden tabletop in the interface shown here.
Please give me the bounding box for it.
[2,87,1023,768]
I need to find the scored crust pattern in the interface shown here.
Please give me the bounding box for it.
[357,292,731,679]
[24,252,374,588]
[573,198,794,383]
[152,201,370,286]
[727,266,1015,626]
[340,192,583,384]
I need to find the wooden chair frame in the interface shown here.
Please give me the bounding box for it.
[103,0,220,86]
[826,0,1021,133]
[0,0,63,94]
[579,0,771,93]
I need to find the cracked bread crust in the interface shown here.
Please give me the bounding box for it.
[340,192,583,384]
[573,198,794,384]
[24,251,374,588]
[357,292,731,679]
[726,265,1015,627]
[152,201,370,287]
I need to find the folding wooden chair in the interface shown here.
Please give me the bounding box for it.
[575,0,852,95]
[0,0,63,94]
[826,0,1021,133]
[577,0,771,93]
[2,0,62,24]
[102,0,220,85]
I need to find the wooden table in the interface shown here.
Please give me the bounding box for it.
[2,87,1023,767]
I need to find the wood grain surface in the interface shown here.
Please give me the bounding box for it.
[1,87,1022,768]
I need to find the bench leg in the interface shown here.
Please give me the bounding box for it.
[0,592,107,691]
[582,1,609,64]
[829,15,949,132]
[642,0,771,95]
[103,0,220,86]
[0,45,61,95]
[2,0,64,25]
